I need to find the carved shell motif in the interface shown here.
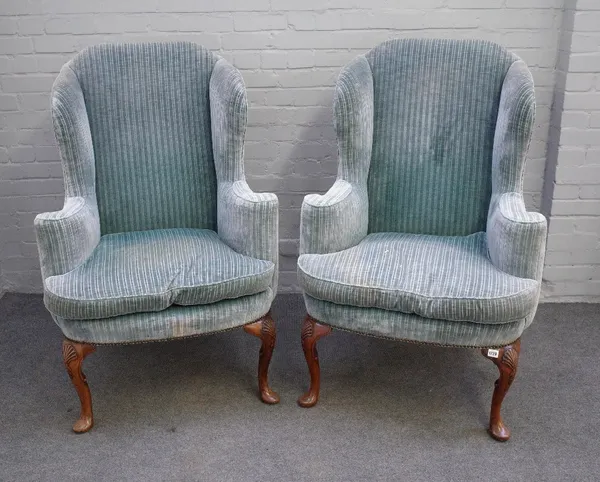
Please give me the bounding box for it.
[62,343,78,380]
[301,319,315,341]
[261,317,276,349]
[502,346,519,385]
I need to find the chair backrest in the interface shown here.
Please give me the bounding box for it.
[365,39,517,236]
[70,42,217,235]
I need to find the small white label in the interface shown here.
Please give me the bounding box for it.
[487,349,499,358]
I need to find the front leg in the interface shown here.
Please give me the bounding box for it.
[297,315,331,408]
[62,339,95,433]
[244,312,280,404]
[481,339,521,441]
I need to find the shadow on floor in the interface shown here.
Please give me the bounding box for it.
[1,293,599,481]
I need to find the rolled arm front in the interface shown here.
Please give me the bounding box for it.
[487,192,546,281]
[300,180,368,255]
[35,197,100,279]
[217,180,279,271]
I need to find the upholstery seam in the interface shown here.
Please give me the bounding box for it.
[301,292,533,326]
[496,192,546,226]
[297,266,538,303]
[303,180,352,209]
[317,321,524,349]
[36,197,86,223]
[304,295,530,327]
[59,303,273,345]
[46,264,275,305]
[228,181,278,205]
[47,286,272,321]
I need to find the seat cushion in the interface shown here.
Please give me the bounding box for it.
[298,232,539,324]
[44,228,274,320]
[53,290,274,344]
[304,294,530,348]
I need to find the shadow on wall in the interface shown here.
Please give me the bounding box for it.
[2,113,63,293]
[245,88,340,293]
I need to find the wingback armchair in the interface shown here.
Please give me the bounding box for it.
[35,42,279,433]
[297,39,547,441]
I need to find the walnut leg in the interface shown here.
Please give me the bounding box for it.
[243,312,280,404]
[481,339,521,442]
[62,339,96,433]
[297,315,332,408]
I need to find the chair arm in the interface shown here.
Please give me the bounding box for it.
[487,192,547,281]
[210,58,247,183]
[300,179,368,255]
[35,197,101,279]
[217,181,279,290]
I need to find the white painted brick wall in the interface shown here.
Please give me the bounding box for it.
[542,1,600,302]
[0,0,572,296]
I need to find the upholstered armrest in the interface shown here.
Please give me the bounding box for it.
[299,54,372,256]
[300,179,368,255]
[487,192,547,281]
[210,58,278,293]
[36,63,100,281]
[217,180,278,288]
[35,197,100,279]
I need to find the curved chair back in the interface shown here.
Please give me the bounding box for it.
[365,39,518,236]
[66,42,218,234]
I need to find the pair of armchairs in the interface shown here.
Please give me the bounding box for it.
[36,39,546,441]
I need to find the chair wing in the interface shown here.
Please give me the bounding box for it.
[35,64,100,279]
[300,56,373,255]
[487,60,547,281]
[210,58,279,291]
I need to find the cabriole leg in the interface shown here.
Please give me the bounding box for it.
[62,339,96,433]
[297,315,331,408]
[244,312,280,404]
[481,339,521,441]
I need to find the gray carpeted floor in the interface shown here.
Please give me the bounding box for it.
[1,293,599,481]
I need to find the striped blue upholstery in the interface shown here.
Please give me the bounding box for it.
[299,39,547,347]
[299,232,538,324]
[71,43,217,235]
[366,39,515,236]
[54,290,274,344]
[304,295,532,348]
[211,58,280,292]
[44,229,274,320]
[35,43,278,343]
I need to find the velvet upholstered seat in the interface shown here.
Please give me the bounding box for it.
[296,39,547,442]
[298,232,538,325]
[35,42,280,432]
[45,228,274,321]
